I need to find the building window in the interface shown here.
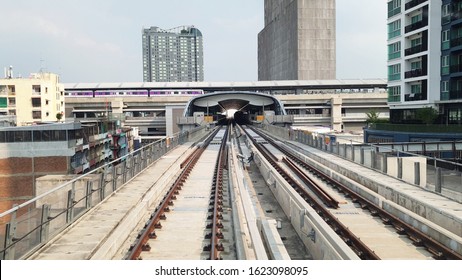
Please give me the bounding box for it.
[388,41,401,60]
[388,86,401,102]
[442,30,450,50]
[388,64,401,81]
[442,4,451,25]
[411,13,422,24]
[441,80,449,100]
[32,85,41,95]
[31,98,41,107]
[448,108,462,124]
[442,55,450,75]
[411,83,422,94]
[410,37,422,48]
[0,97,6,108]
[388,20,401,39]
[32,111,42,119]
[410,60,421,70]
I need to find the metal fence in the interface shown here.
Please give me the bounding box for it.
[0,125,208,260]
[261,124,462,202]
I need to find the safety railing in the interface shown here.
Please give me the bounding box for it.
[0,125,208,260]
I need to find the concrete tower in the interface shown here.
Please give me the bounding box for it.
[258,0,336,81]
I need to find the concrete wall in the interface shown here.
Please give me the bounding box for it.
[387,156,427,187]
[0,156,69,213]
[297,0,336,80]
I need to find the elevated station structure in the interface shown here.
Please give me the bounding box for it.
[64,79,388,141]
[179,91,291,129]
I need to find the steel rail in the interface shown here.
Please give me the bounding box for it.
[282,157,340,209]
[126,127,222,260]
[242,126,379,260]
[252,126,462,260]
[205,126,229,259]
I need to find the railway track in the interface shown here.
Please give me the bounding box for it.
[241,125,379,260]
[125,126,232,260]
[243,125,462,260]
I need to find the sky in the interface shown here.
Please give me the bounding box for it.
[0,0,387,83]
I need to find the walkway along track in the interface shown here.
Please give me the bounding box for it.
[126,126,228,260]
[248,126,462,260]
[242,125,379,260]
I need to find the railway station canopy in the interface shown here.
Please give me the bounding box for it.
[183,91,287,118]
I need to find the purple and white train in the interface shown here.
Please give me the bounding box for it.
[65,89,204,97]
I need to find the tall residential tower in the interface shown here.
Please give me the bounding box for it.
[142,26,204,82]
[387,0,462,125]
[258,0,336,81]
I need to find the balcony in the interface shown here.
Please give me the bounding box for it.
[388,7,401,18]
[32,85,41,96]
[441,91,450,101]
[405,0,427,10]
[405,18,428,33]
[449,90,462,100]
[388,95,401,102]
[450,63,462,74]
[452,11,462,21]
[404,68,426,79]
[451,36,462,48]
[404,44,427,56]
[405,92,427,101]
[388,73,401,81]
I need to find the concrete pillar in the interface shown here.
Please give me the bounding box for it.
[331,97,342,132]
[40,204,51,243]
[85,181,93,209]
[435,167,442,193]
[397,158,403,179]
[371,150,376,169]
[112,166,117,192]
[382,153,388,173]
[360,148,365,165]
[3,211,17,260]
[66,185,76,223]
[414,161,420,186]
[166,105,185,137]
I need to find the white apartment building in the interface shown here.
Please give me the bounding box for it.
[0,70,65,126]
[387,0,442,123]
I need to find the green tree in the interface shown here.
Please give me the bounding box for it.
[56,112,63,122]
[366,109,380,124]
[416,107,438,125]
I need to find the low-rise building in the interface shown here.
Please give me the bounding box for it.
[0,122,133,213]
[0,70,65,125]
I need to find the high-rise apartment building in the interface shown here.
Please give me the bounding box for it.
[0,70,65,126]
[142,26,204,82]
[258,0,336,81]
[440,0,462,124]
[387,0,462,125]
